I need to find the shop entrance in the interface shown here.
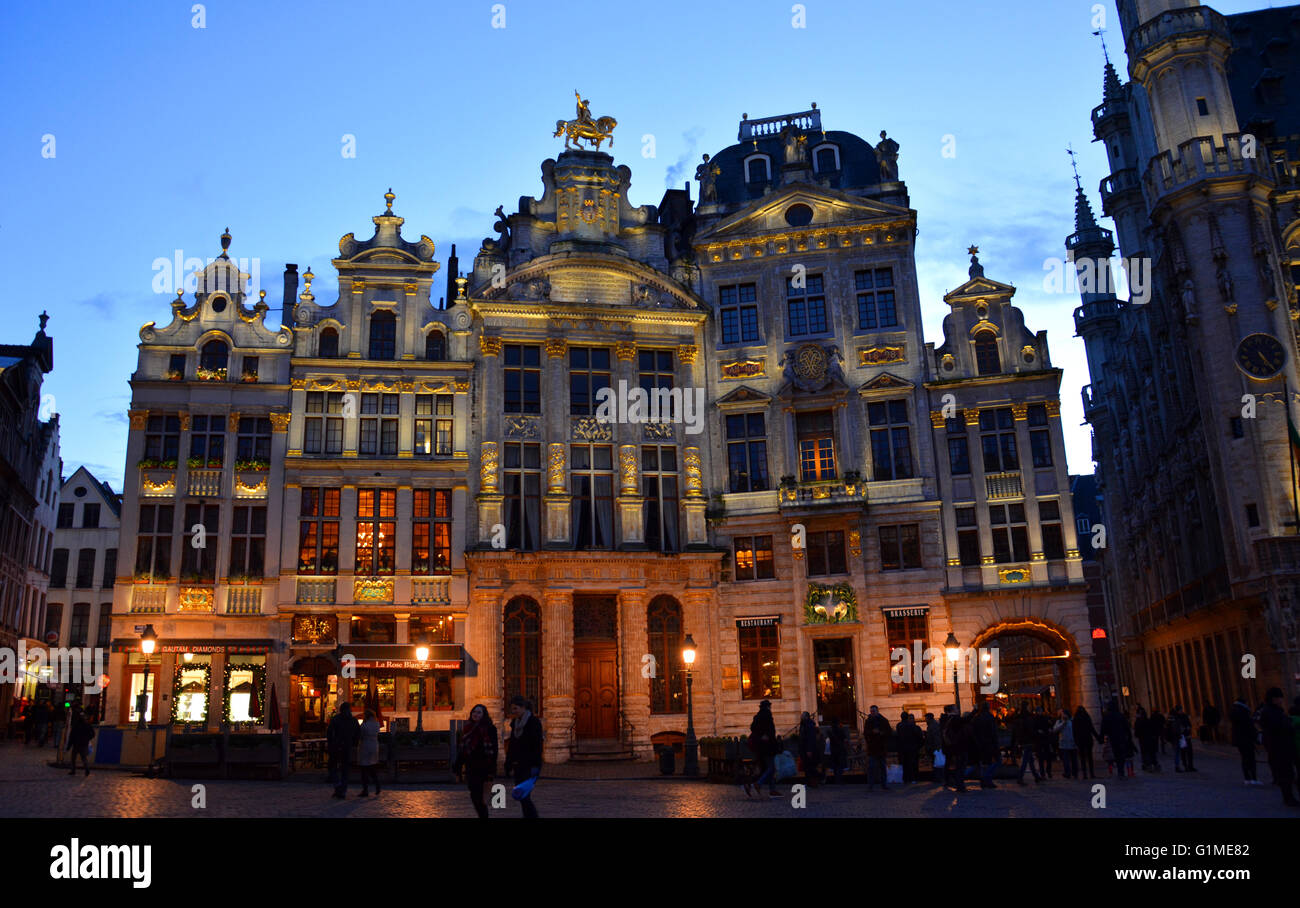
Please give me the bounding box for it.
[290,656,336,737]
[813,637,857,727]
[573,595,619,742]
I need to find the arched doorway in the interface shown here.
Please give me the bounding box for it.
[972,619,1083,720]
[290,655,337,737]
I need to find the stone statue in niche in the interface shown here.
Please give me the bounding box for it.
[781,125,808,165]
[875,130,900,181]
[1216,265,1233,301]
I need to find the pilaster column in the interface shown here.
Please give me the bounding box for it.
[468,590,502,722]
[545,442,570,544]
[541,589,574,762]
[617,588,651,756]
[681,445,707,546]
[616,444,643,545]
[681,589,716,737]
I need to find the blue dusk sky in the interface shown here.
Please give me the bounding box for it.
[0,0,1267,490]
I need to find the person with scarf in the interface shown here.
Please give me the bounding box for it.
[504,695,543,818]
[454,703,499,818]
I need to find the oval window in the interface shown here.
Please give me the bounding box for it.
[211,296,227,313]
[784,204,813,227]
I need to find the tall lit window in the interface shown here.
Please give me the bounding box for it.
[642,445,679,553]
[229,506,267,577]
[503,597,541,712]
[719,284,760,345]
[980,408,1018,473]
[647,597,685,714]
[359,393,399,456]
[355,489,397,575]
[974,331,1001,375]
[856,268,897,329]
[504,345,541,414]
[733,535,775,581]
[412,489,451,574]
[990,503,1030,564]
[786,274,827,337]
[739,622,781,700]
[797,410,836,481]
[368,311,397,360]
[868,400,912,481]
[571,444,615,548]
[503,442,542,550]
[569,347,612,416]
[298,488,340,574]
[886,610,932,693]
[726,413,769,492]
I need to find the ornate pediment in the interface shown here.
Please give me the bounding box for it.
[858,371,914,394]
[695,184,912,243]
[715,385,772,408]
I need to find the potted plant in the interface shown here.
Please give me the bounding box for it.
[234,459,270,472]
[239,371,258,383]
[195,366,227,382]
[165,368,185,381]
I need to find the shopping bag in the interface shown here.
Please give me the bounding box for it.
[933,750,947,769]
[773,751,797,780]
[511,775,537,800]
[886,764,904,784]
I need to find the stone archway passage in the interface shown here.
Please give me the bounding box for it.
[972,618,1089,713]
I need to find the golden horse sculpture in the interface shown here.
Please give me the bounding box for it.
[554,114,618,150]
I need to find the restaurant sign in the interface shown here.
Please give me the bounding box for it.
[352,658,462,671]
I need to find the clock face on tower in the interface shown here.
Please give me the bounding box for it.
[1235,333,1287,381]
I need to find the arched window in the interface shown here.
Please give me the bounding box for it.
[647,596,685,714]
[199,340,229,372]
[503,596,541,714]
[974,331,1001,376]
[745,155,771,184]
[425,330,446,361]
[318,328,339,358]
[368,311,396,360]
[814,145,840,173]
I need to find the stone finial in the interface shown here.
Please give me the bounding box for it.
[968,245,984,279]
[384,188,395,214]
[38,311,49,332]
[220,227,232,259]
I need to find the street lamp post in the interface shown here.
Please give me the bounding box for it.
[139,625,158,776]
[414,639,429,733]
[682,634,698,777]
[944,631,962,715]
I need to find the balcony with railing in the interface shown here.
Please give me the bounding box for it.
[296,577,337,605]
[412,576,452,606]
[1099,168,1140,214]
[187,468,223,497]
[738,108,821,142]
[778,476,868,511]
[130,585,167,613]
[1144,134,1271,201]
[985,472,1023,501]
[226,585,263,615]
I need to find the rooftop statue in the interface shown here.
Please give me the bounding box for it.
[555,90,618,151]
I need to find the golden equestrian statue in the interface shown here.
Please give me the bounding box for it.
[554,90,617,150]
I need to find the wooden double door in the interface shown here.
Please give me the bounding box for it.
[574,641,619,740]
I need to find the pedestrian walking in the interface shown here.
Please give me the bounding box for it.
[1150,707,1167,756]
[941,705,970,791]
[864,705,891,790]
[972,701,1001,789]
[1228,697,1259,785]
[1073,705,1102,778]
[798,711,821,785]
[1259,687,1299,807]
[454,703,499,818]
[897,712,924,785]
[1014,707,1042,784]
[66,706,93,776]
[1054,708,1079,779]
[1134,706,1160,772]
[1202,703,1221,744]
[923,712,942,759]
[1034,707,1056,778]
[1169,705,1196,772]
[826,717,847,784]
[326,701,359,799]
[745,699,780,798]
[1101,698,1134,780]
[504,695,543,818]
[357,708,381,797]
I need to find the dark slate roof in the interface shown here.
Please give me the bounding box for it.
[708,128,882,206]
[1226,5,1300,159]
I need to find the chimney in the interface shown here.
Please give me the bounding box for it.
[283,264,299,311]
[444,244,458,309]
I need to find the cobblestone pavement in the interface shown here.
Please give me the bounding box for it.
[1,741,1295,818]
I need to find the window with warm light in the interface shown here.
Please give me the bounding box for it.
[647,597,685,714]
[355,488,397,574]
[173,655,211,724]
[738,623,781,700]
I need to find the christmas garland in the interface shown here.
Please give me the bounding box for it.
[804,581,858,624]
[171,661,211,725]
[221,660,267,726]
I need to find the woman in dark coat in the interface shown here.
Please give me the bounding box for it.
[504,696,543,818]
[827,718,848,784]
[455,703,499,818]
[1073,706,1102,779]
[746,700,780,798]
[897,712,925,786]
[1134,706,1160,771]
[1100,699,1134,779]
[1229,697,1258,784]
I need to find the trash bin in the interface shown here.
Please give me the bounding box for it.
[657,744,675,775]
